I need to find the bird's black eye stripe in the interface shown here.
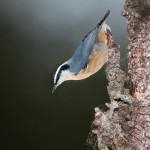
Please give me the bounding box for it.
[55,64,70,85]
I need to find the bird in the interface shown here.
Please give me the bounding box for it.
[52,10,111,93]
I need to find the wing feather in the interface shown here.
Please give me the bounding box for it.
[69,10,110,74]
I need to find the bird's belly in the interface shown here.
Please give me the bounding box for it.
[72,47,108,80]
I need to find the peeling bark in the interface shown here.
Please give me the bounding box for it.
[88,0,150,149]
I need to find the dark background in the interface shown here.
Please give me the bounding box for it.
[0,0,126,150]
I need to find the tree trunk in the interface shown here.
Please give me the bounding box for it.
[124,0,150,101]
[87,0,150,149]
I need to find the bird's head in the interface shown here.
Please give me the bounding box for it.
[52,62,71,93]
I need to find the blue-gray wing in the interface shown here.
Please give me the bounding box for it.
[68,28,98,74]
[68,10,110,74]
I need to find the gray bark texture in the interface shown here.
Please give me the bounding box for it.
[87,0,150,149]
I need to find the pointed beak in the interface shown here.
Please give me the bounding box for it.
[52,85,56,94]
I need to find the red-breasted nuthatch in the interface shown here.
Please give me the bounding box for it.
[53,10,110,93]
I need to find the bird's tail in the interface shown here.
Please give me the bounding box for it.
[97,10,110,27]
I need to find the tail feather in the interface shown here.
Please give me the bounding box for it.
[97,10,110,27]
[82,10,110,42]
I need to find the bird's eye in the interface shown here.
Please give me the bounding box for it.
[61,64,70,70]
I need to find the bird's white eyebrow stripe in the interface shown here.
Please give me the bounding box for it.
[54,64,62,84]
[54,63,70,84]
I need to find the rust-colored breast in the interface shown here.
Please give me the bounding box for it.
[98,30,107,44]
[65,29,109,81]
[72,46,108,80]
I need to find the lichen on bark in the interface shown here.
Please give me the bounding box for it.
[88,26,132,150]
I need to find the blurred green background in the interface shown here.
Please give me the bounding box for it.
[0,0,126,149]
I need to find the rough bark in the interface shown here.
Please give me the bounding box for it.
[87,0,150,149]
[122,0,150,149]
[123,0,150,101]
[88,26,132,150]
